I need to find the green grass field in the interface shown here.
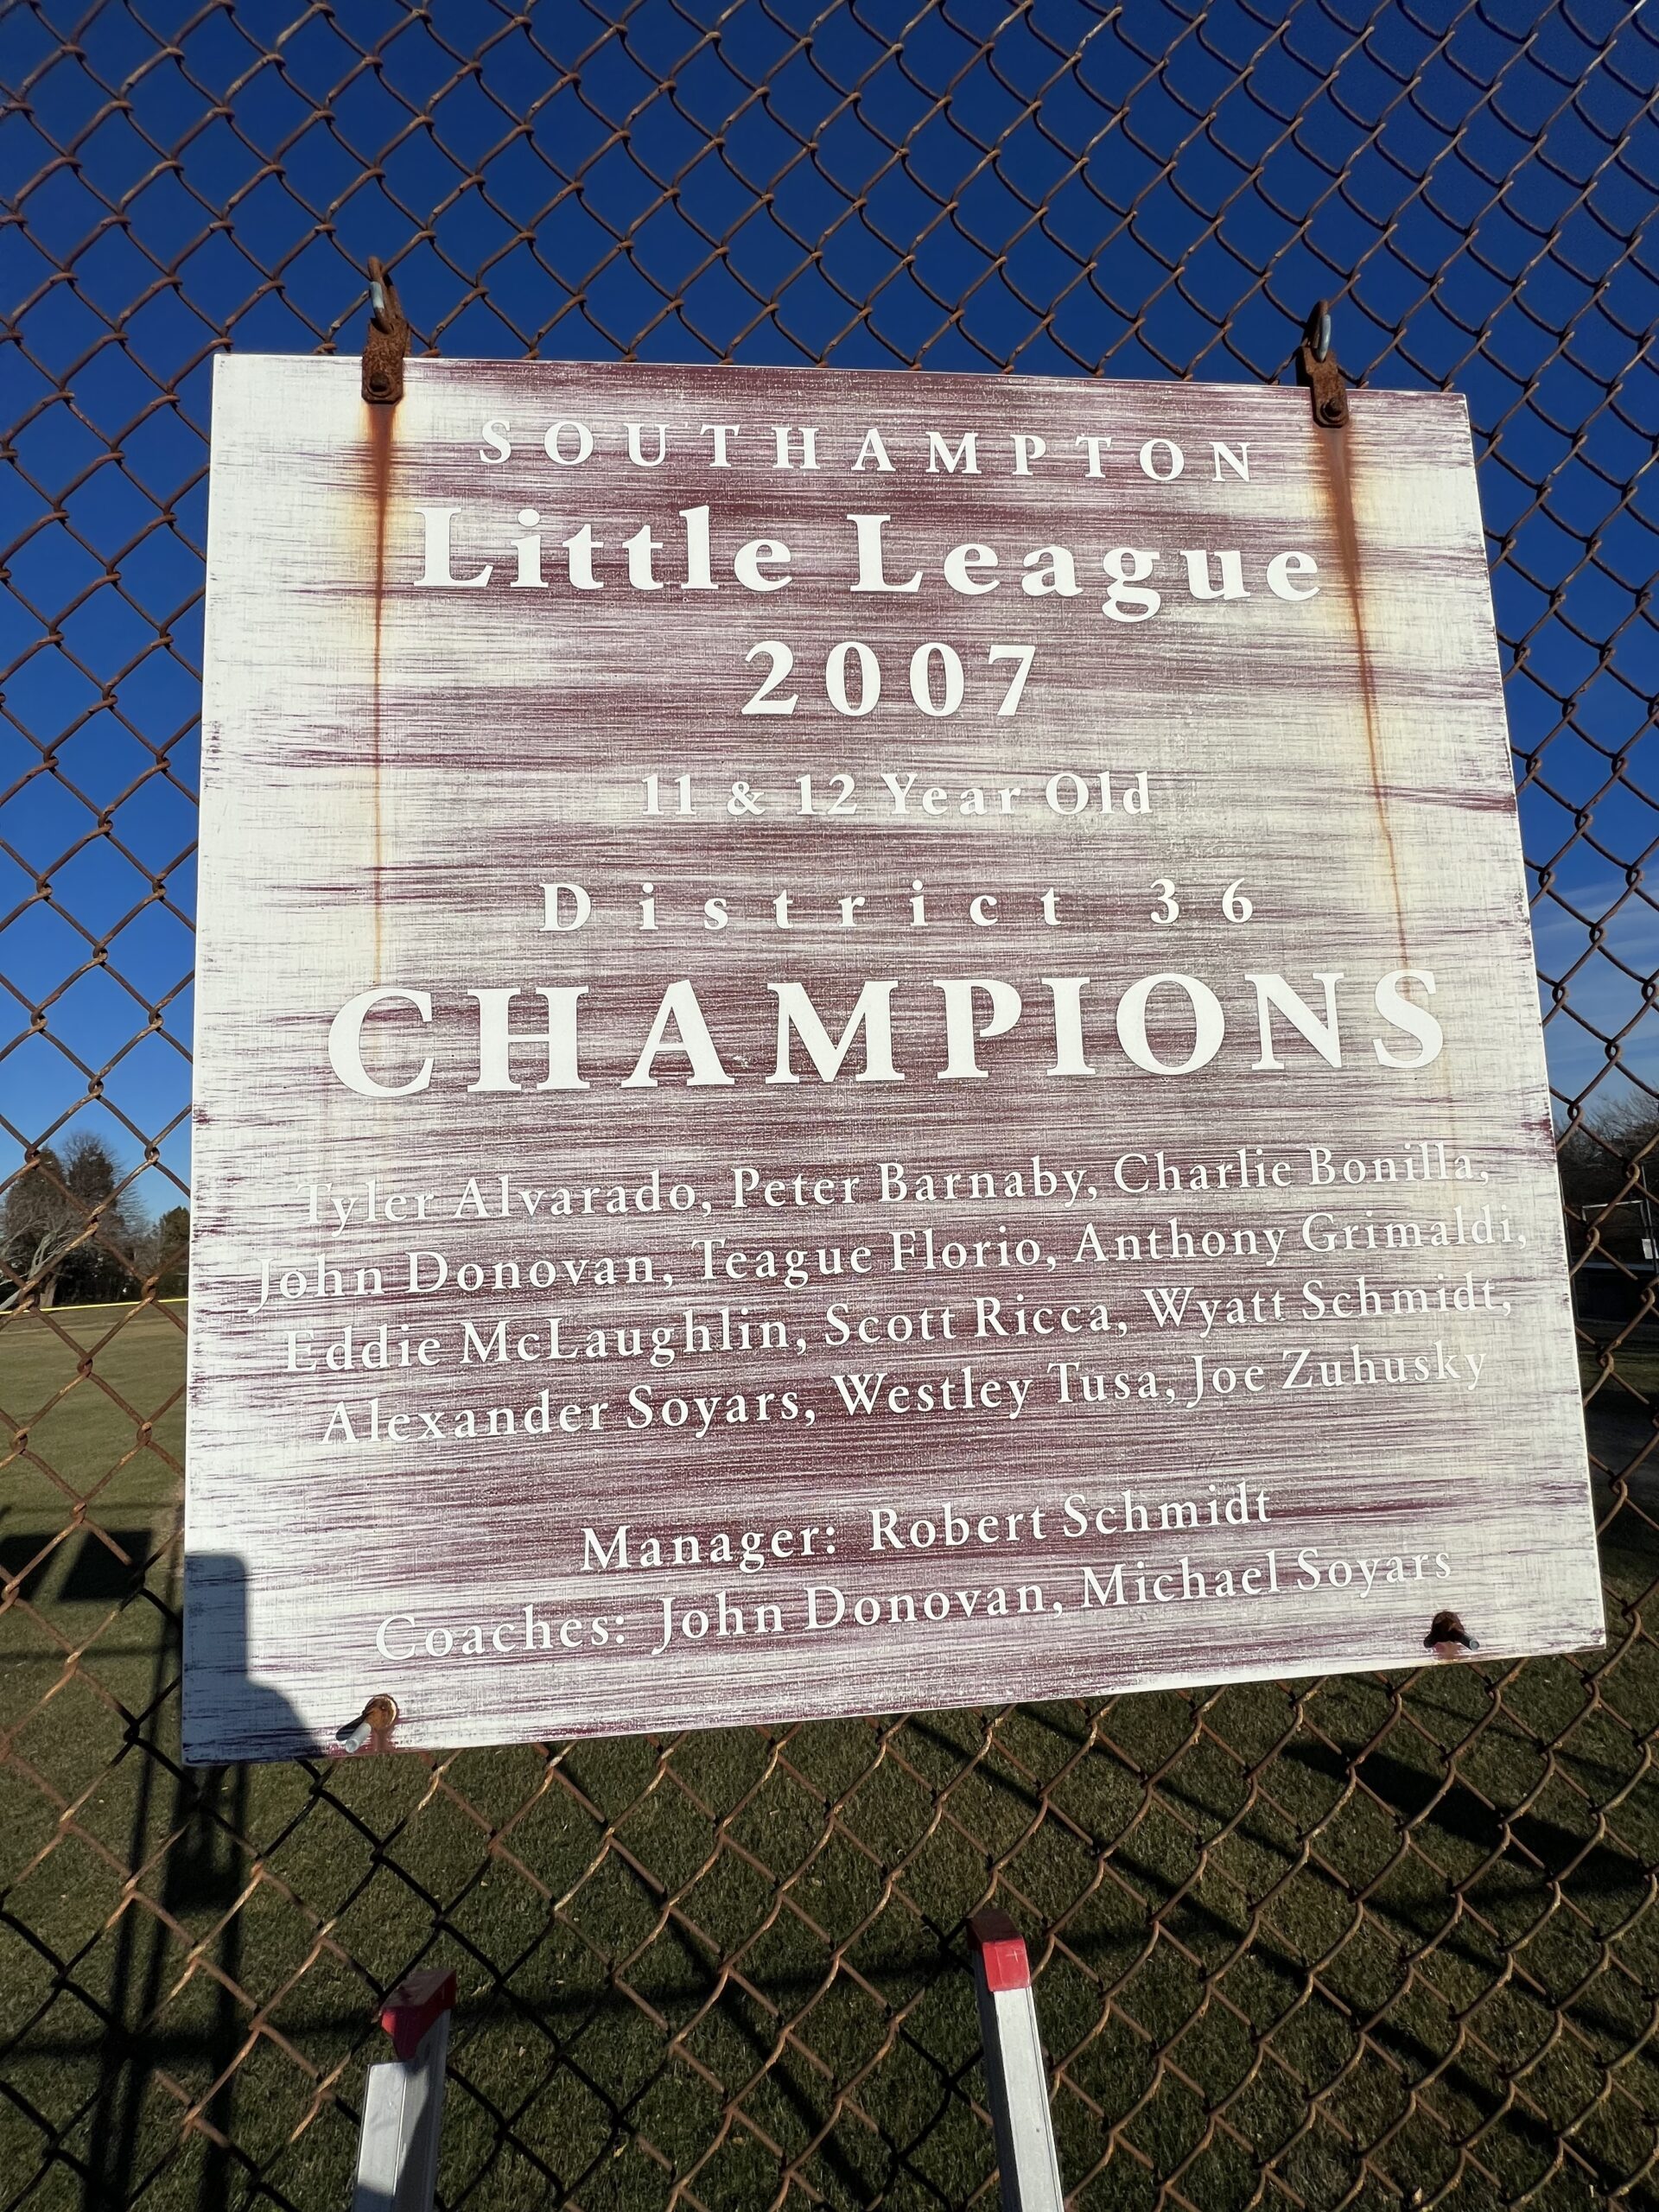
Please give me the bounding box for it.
[3,1305,1657,2211]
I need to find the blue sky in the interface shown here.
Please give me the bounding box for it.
[3,0,1656,1225]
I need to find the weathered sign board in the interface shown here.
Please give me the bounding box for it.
[186,355,1603,1762]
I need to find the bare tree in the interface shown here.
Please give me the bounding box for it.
[2,1135,143,1310]
[149,1204,190,1298]
[1559,1092,1659,1262]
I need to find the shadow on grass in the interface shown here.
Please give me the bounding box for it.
[45,1684,1653,2210]
[28,1509,1652,2208]
[76,1554,314,2212]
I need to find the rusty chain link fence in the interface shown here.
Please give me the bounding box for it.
[4,2,1659,2206]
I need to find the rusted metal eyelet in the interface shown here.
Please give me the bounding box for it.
[1424,1611,1479,1655]
[334,1694,400,1752]
[1295,298,1349,428]
[362,257,409,406]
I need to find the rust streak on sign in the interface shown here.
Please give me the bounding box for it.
[1313,416,1409,972]
[364,401,395,983]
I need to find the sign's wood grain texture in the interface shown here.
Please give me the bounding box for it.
[186,357,1601,1763]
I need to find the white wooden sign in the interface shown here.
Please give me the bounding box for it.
[185,355,1602,1761]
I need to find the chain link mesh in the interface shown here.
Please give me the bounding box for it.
[3,3,1658,2206]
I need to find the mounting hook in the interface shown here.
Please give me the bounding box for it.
[362,257,410,406]
[334,1693,399,1752]
[1424,1611,1479,1657]
[1294,298,1348,429]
